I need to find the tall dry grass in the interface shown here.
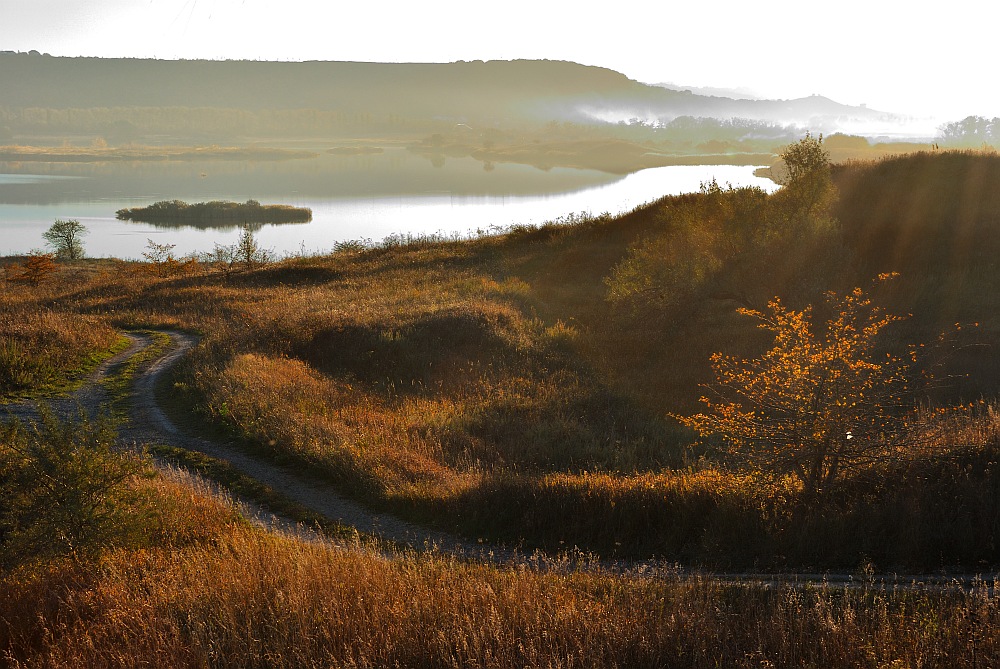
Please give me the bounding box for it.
[455,402,1000,569]
[2,151,1000,568]
[0,278,119,396]
[2,409,998,667]
[4,152,1000,664]
[3,516,999,668]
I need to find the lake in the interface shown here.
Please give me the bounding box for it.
[0,149,778,259]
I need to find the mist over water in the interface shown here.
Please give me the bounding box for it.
[0,151,777,259]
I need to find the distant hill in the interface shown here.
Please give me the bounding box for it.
[654,82,762,100]
[0,53,888,130]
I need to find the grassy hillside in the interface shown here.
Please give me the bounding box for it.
[4,149,1000,666]
[4,459,996,667]
[3,150,1000,571]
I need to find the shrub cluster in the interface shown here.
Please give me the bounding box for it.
[116,199,312,224]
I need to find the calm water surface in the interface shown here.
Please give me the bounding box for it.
[0,149,778,259]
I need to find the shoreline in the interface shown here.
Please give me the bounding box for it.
[0,145,318,162]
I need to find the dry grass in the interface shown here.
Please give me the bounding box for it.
[2,151,1000,569]
[3,511,999,668]
[4,151,1000,665]
[0,278,120,397]
[457,404,1000,569]
[1,413,997,667]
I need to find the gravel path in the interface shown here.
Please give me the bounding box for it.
[5,331,994,587]
[119,331,511,558]
[2,333,147,425]
[2,331,513,558]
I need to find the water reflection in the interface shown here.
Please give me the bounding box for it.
[0,149,778,259]
[0,149,616,205]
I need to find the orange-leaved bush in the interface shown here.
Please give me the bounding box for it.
[679,274,915,503]
[4,251,58,284]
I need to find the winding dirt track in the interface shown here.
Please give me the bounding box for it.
[122,330,492,554]
[6,331,505,558]
[6,331,995,587]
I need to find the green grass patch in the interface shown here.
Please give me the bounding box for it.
[0,330,131,402]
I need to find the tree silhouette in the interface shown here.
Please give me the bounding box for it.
[772,132,837,228]
[679,275,915,504]
[42,219,88,260]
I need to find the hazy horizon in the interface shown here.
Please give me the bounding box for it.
[2,0,998,123]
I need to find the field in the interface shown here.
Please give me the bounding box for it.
[4,493,999,667]
[3,149,1000,665]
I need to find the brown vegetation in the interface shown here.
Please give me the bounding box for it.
[4,518,999,668]
[0,282,119,397]
[3,252,57,284]
[0,439,996,667]
[1,150,999,570]
[4,149,1000,666]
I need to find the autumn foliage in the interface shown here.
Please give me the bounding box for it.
[3,251,58,284]
[680,274,915,502]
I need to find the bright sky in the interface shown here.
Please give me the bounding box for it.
[2,0,997,123]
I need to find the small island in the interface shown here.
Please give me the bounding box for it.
[116,199,313,224]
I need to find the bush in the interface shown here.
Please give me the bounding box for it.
[42,219,87,260]
[0,409,147,567]
[678,275,921,506]
[4,251,58,284]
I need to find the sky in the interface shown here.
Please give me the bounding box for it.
[2,0,998,124]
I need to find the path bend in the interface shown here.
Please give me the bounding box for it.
[6,330,994,588]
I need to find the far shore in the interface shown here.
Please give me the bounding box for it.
[0,137,936,175]
[2,139,769,174]
[0,144,319,162]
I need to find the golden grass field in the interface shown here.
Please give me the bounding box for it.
[3,150,1000,665]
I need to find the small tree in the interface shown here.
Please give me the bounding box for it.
[679,275,915,504]
[142,238,177,265]
[42,218,88,260]
[780,132,830,183]
[4,251,58,284]
[205,226,272,274]
[772,132,837,228]
[0,408,145,566]
[234,225,271,270]
[141,238,197,276]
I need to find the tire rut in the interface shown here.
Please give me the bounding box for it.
[121,330,506,559]
[5,330,987,587]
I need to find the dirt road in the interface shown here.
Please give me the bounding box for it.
[6,330,501,557]
[6,330,990,586]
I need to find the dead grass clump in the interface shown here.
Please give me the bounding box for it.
[0,300,119,396]
[138,465,245,548]
[294,305,527,394]
[1,522,998,668]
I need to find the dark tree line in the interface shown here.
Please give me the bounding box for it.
[938,115,1000,147]
[116,200,312,224]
